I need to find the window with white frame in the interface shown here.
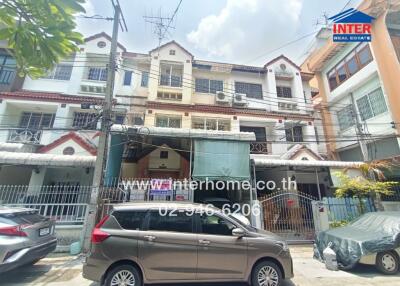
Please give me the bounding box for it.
[0,54,16,85]
[356,88,387,121]
[72,112,98,130]
[19,112,55,129]
[276,86,292,98]
[123,71,133,86]
[337,105,355,131]
[159,63,183,87]
[141,71,149,87]
[155,115,181,128]
[87,67,108,81]
[132,113,144,125]
[285,126,303,142]
[195,78,224,94]
[327,43,373,91]
[234,82,263,99]
[44,63,73,81]
[191,117,231,131]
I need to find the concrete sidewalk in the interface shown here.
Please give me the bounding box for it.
[0,246,399,286]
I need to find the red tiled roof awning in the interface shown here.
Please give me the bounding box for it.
[0,90,105,105]
[38,132,97,156]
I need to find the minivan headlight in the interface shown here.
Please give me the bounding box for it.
[276,241,289,252]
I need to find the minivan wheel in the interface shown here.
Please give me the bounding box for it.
[252,261,282,286]
[376,251,399,275]
[104,265,142,286]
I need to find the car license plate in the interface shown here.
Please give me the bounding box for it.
[39,227,50,236]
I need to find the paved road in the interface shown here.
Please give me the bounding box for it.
[0,246,399,286]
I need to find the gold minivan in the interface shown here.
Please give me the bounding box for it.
[83,202,293,286]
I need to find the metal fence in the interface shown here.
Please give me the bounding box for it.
[322,197,376,222]
[0,185,92,225]
[382,185,400,202]
[97,179,191,218]
[0,180,191,224]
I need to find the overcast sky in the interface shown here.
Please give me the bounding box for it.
[78,0,361,66]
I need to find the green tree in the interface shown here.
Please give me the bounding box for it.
[0,0,86,77]
[334,172,397,213]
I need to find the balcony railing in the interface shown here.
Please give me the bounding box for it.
[250,142,270,154]
[160,74,182,87]
[8,129,43,144]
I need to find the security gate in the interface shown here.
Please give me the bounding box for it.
[260,190,317,243]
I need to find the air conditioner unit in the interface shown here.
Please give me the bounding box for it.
[233,93,247,106]
[215,91,230,104]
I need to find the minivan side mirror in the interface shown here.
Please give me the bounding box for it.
[232,228,246,238]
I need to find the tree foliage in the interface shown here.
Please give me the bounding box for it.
[0,0,86,77]
[358,160,394,181]
[334,172,396,199]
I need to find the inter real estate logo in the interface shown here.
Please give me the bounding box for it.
[329,8,375,42]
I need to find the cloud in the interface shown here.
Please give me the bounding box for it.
[187,0,303,64]
[76,0,99,36]
[82,0,95,15]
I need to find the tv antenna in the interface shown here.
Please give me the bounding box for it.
[143,0,183,52]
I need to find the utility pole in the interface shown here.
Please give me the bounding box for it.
[82,5,121,252]
[350,92,384,210]
[350,92,369,161]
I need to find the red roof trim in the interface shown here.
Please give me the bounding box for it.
[149,40,194,58]
[146,101,314,121]
[290,146,324,160]
[264,55,301,70]
[38,132,97,156]
[0,91,105,104]
[84,32,127,52]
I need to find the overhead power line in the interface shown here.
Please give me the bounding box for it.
[144,0,184,51]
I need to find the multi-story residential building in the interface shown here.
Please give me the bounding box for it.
[0,31,335,193]
[0,30,372,241]
[0,32,133,186]
[302,1,400,168]
[109,40,344,204]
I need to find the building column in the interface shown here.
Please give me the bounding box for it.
[266,70,277,112]
[0,101,8,142]
[303,124,318,154]
[54,104,72,129]
[27,167,46,194]
[292,72,306,111]
[370,12,400,136]
[67,52,87,95]
[315,73,337,160]
[270,128,287,155]
[181,113,191,129]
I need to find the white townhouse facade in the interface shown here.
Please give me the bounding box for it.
[0,32,374,241]
[0,32,339,201]
[140,41,319,156]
